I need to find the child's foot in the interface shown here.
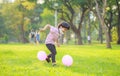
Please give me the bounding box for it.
[52,62,56,66]
[46,58,51,63]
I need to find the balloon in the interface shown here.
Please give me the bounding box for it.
[62,55,73,66]
[37,51,47,61]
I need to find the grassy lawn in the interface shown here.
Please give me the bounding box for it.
[0,44,120,76]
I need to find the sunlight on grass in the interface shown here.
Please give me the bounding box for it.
[0,44,120,76]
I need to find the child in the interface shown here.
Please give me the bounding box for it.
[35,30,40,45]
[40,21,70,66]
[29,29,35,45]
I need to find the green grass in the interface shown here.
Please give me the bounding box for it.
[0,44,120,76]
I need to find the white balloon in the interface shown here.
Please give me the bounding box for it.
[62,55,73,66]
[37,51,47,61]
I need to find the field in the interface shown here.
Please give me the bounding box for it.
[0,44,120,76]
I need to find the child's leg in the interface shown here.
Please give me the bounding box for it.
[47,54,52,58]
[46,44,57,63]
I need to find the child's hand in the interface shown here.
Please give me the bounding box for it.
[56,43,60,47]
[39,28,44,32]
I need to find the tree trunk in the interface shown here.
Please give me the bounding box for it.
[70,22,83,45]
[99,23,103,44]
[117,12,120,44]
[95,0,111,48]
[117,26,120,44]
[20,24,25,43]
[20,14,27,43]
[116,0,120,44]
[76,30,83,45]
[105,26,111,48]
[108,27,112,42]
[105,11,113,42]
[66,31,71,44]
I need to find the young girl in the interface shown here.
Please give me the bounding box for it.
[40,21,70,66]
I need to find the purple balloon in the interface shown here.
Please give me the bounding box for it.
[37,51,47,61]
[62,55,73,66]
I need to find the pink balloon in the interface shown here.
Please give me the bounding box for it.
[62,55,73,66]
[37,51,47,61]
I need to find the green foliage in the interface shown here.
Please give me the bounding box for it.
[111,27,118,42]
[0,44,120,76]
[27,0,37,2]
[0,1,43,42]
[1,3,26,42]
[40,8,54,26]
[0,13,5,37]
[0,0,119,44]
[0,34,9,43]
[21,1,35,10]
[71,0,88,7]
[40,32,47,42]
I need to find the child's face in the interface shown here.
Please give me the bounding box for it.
[61,27,68,33]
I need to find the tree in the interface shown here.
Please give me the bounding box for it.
[59,0,88,45]
[0,0,37,43]
[42,0,92,45]
[95,0,111,48]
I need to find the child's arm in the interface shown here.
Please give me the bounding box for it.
[39,24,51,32]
